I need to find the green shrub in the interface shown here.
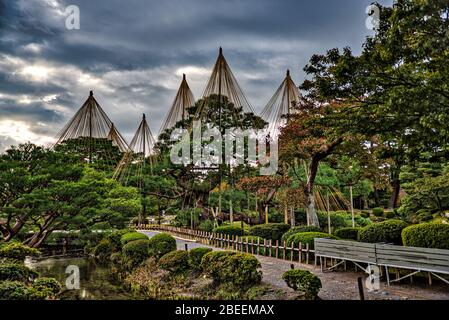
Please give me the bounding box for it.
[197,220,214,232]
[0,243,40,262]
[93,239,113,263]
[282,269,321,299]
[147,233,177,259]
[360,211,370,218]
[188,247,212,271]
[0,281,29,300]
[0,263,38,282]
[122,239,150,267]
[358,219,408,245]
[372,207,384,217]
[106,229,133,251]
[385,211,396,219]
[201,251,262,286]
[317,211,348,230]
[402,223,449,249]
[416,210,433,222]
[248,223,290,241]
[120,232,148,245]
[32,277,61,295]
[158,250,190,274]
[334,227,360,240]
[354,215,372,227]
[213,226,246,237]
[286,232,338,249]
[280,226,322,243]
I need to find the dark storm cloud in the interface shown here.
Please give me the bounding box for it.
[0,0,393,151]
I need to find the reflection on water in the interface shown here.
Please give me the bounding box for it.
[28,256,135,300]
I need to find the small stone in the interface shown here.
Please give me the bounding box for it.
[381,291,389,295]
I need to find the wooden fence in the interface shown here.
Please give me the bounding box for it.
[137,224,314,264]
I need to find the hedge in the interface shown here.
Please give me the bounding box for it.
[416,210,433,222]
[280,226,322,243]
[158,250,190,274]
[0,243,40,262]
[106,229,133,251]
[120,232,148,245]
[358,219,408,245]
[201,251,262,286]
[32,277,61,295]
[248,223,290,241]
[213,226,246,237]
[147,233,177,259]
[93,239,113,263]
[0,263,38,282]
[282,269,322,299]
[286,232,338,249]
[0,281,29,300]
[122,239,150,267]
[402,223,449,249]
[372,207,384,217]
[334,227,360,240]
[188,247,212,271]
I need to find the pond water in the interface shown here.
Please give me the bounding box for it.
[28,256,136,300]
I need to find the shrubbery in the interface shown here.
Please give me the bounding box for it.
[372,207,384,217]
[248,223,290,241]
[402,223,449,249]
[0,281,29,300]
[385,211,397,219]
[280,226,322,243]
[416,210,433,222]
[358,219,408,245]
[147,233,176,259]
[158,250,190,274]
[282,269,321,299]
[0,263,38,282]
[201,251,262,286]
[106,229,133,251]
[32,277,61,295]
[360,211,370,218]
[286,232,338,249]
[213,226,246,237]
[120,232,148,245]
[122,239,150,267]
[334,227,360,240]
[0,242,40,261]
[188,247,212,271]
[197,220,215,232]
[93,239,113,264]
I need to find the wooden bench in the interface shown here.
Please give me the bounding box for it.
[314,238,449,285]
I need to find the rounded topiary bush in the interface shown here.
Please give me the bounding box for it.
[213,226,246,237]
[122,239,150,267]
[280,226,322,243]
[402,223,449,249]
[358,219,408,245]
[147,233,177,259]
[201,251,262,286]
[0,263,38,282]
[188,247,212,271]
[286,232,338,249]
[416,210,433,222]
[248,223,290,241]
[158,250,190,274]
[360,211,370,218]
[385,211,396,219]
[334,227,360,240]
[372,207,384,217]
[32,277,61,295]
[120,232,148,245]
[0,243,40,262]
[282,269,322,299]
[0,281,29,300]
[106,229,133,251]
[93,239,113,263]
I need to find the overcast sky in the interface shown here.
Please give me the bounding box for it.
[0,0,393,152]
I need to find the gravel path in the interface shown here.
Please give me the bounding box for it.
[139,230,449,300]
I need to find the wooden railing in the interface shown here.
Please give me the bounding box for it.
[136,224,314,264]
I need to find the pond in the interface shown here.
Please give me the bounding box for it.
[27,256,136,300]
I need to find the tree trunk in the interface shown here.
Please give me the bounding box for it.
[305,158,320,227]
[390,179,400,209]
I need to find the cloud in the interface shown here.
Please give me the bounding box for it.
[0,0,394,152]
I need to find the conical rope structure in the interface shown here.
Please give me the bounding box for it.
[159,74,195,135]
[53,91,128,168]
[260,70,301,140]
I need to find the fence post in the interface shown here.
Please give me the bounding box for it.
[283,241,286,260]
[275,240,279,259]
[306,243,310,264]
[251,237,254,255]
[299,242,302,263]
[257,238,260,255]
[246,237,249,253]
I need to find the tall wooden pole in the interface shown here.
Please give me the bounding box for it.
[218,47,223,217]
[265,205,269,224]
[350,184,355,227]
[327,188,331,234]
